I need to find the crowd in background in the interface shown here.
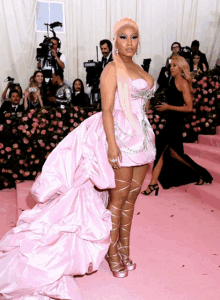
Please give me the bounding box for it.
[0,38,216,125]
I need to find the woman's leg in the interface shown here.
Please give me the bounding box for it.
[107,167,133,273]
[118,164,149,265]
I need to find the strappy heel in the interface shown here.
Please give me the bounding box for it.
[141,184,159,196]
[117,179,139,271]
[107,180,131,278]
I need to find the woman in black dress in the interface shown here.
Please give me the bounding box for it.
[142,54,213,195]
[71,78,90,107]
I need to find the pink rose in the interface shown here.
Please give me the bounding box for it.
[5,147,11,152]
[24,163,28,167]
[45,146,50,150]
[155,130,160,135]
[19,160,24,165]
[212,106,216,111]
[30,161,33,165]
[33,118,39,122]
[50,114,54,118]
[16,149,21,155]
[70,127,74,131]
[213,114,217,118]
[194,98,199,103]
[74,122,79,127]
[1,150,5,154]
[62,110,67,114]
[88,112,92,117]
[0,143,3,149]
[23,137,29,144]
[215,82,220,89]
[48,127,54,131]
[6,120,11,124]
[40,143,45,147]
[28,113,32,118]
[56,112,62,118]
[1,168,6,173]
[201,118,206,123]
[30,109,35,114]
[32,171,37,176]
[50,143,55,148]
[192,115,196,119]
[12,174,18,178]
[23,171,30,177]
[197,94,202,99]
[192,79,196,83]
[57,129,62,134]
[70,113,73,117]
[152,124,156,130]
[148,114,153,119]
[22,116,28,121]
[154,118,159,123]
[182,132,187,137]
[192,109,196,113]
[34,159,40,164]
[196,120,200,124]
[158,124,164,129]
[69,119,74,123]
[4,182,8,187]
[27,147,32,152]
[208,119,213,123]
[193,127,197,132]
[200,106,204,111]
[208,89,213,93]
[209,100,214,105]
[185,124,190,129]
[205,122,210,127]
[41,130,46,135]
[12,129,17,133]
[211,81,215,87]
[31,154,35,159]
[197,127,201,131]
[18,125,24,130]
[202,83,207,88]
[191,122,196,126]
[80,110,85,114]
[53,121,57,126]
[0,125,3,131]
[53,135,58,140]
[74,106,79,111]
[79,117,84,122]
[92,111,97,114]
[148,109,153,114]
[58,121,63,127]
[203,90,208,95]
[193,89,197,93]
[42,109,47,114]
[203,98,208,103]
[19,170,24,174]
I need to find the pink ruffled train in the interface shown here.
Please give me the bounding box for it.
[0,78,155,299]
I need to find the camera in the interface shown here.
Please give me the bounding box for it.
[141,59,152,73]
[36,22,62,72]
[178,46,192,64]
[83,60,102,106]
[4,76,20,90]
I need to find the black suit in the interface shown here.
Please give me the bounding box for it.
[101,53,113,71]
[0,101,24,123]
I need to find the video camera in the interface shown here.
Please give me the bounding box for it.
[36,21,62,71]
[84,47,102,106]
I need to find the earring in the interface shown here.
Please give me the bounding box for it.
[136,47,139,55]
[115,48,119,55]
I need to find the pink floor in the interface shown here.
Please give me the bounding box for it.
[0,128,220,300]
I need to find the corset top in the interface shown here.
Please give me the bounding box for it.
[114,78,155,113]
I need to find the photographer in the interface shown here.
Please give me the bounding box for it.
[37,37,66,78]
[100,39,113,71]
[1,79,23,107]
[51,69,71,108]
[165,42,181,66]
[0,89,24,123]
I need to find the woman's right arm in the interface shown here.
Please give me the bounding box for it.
[100,62,122,168]
[24,89,29,111]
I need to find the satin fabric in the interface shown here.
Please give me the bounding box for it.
[0,79,155,300]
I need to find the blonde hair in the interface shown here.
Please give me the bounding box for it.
[113,18,140,131]
[171,54,194,95]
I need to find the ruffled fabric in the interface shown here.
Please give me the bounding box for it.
[0,78,155,300]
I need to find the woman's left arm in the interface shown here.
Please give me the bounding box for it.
[202,63,207,72]
[155,81,193,113]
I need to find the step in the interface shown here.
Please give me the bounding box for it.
[216,126,220,135]
[198,135,220,147]
[186,155,220,183]
[176,182,220,211]
[0,188,17,239]
[16,181,36,217]
[184,143,220,164]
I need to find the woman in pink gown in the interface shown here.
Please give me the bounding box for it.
[0,18,155,299]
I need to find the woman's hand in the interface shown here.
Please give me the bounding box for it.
[155,103,170,112]
[108,143,122,170]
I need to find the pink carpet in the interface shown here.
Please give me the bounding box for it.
[0,128,220,299]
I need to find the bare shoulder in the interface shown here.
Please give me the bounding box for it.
[100,62,116,83]
[135,64,154,89]
[180,78,190,92]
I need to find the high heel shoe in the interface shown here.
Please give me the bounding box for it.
[105,253,128,278]
[117,241,136,271]
[141,184,159,196]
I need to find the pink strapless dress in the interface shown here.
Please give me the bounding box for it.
[0,79,155,300]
